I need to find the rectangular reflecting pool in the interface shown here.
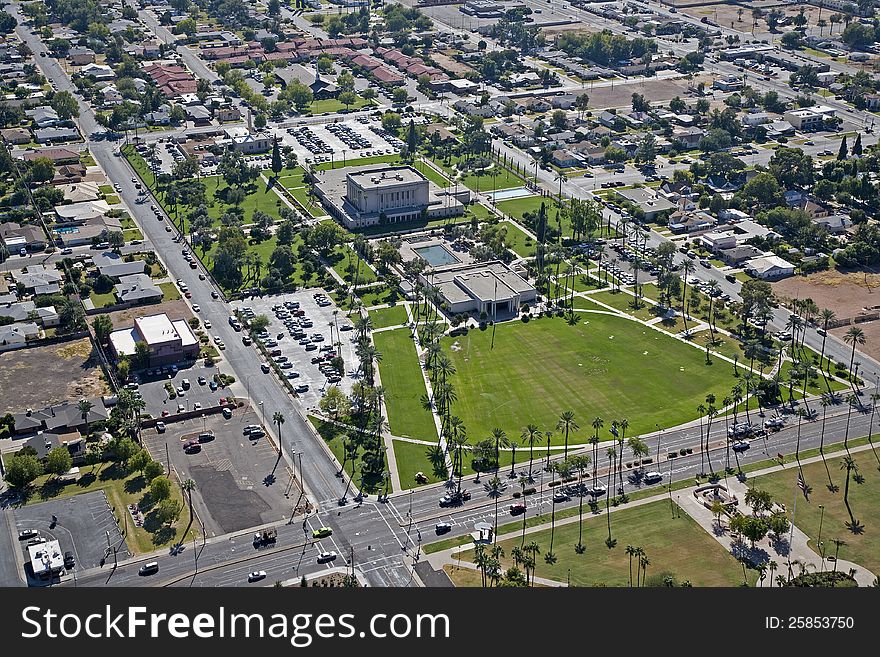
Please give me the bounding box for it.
[414,244,460,266]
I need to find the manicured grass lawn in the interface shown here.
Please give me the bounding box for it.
[429,155,525,192]
[329,243,377,285]
[373,329,438,442]
[89,290,116,308]
[735,271,752,283]
[104,194,120,205]
[467,203,492,220]
[195,176,287,227]
[308,416,382,493]
[501,220,535,258]
[779,359,847,394]
[198,233,312,293]
[287,185,326,217]
[335,284,400,310]
[158,282,181,301]
[123,228,144,243]
[310,97,372,114]
[753,449,880,575]
[572,295,610,311]
[693,329,748,364]
[462,500,754,587]
[589,289,657,321]
[369,304,409,329]
[19,462,195,554]
[99,184,114,195]
[496,195,552,222]
[443,314,739,443]
[314,154,400,171]
[655,315,689,335]
[393,439,444,489]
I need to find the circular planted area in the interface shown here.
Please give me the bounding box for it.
[442,313,738,443]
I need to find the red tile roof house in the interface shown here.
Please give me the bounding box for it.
[143,64,198,98]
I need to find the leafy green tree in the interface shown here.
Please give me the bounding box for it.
[143,460,164,481]
[92,315,113,344]
[155,498,182,526]
[45,447,72,476]
[150,475,172,501]
[4,453,43,489]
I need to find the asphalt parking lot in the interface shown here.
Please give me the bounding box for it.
[11,490,128,583]
[232,290,358,409]
[134,362,232,418]
[141,407,301,537]
[278,118,398,165]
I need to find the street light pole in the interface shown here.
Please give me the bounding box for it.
[817,504,826,571]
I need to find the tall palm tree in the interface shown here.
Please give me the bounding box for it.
[273,411,285,457]
[840,457,862,532]
[639,553,650,586]
[680,259,696,335]
[181,478,196,541]
[569,454,590,553]
[77,399,94,440]
[491,427,509,475]
[556,411,579,460]
[722,395,732,471]
[520,424,542,481]
[605,447,616,548]
[616,418,628,494]
[590,417,603,487]
[518,474,530,546]
[484,476,507,542]
[818,308,836,369]
[843,327,866,391]
[625,544,637,586]
[697,403,707,476]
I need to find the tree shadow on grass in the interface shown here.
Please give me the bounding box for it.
[99,462,128,482]
[124,475,146,495]
[137,491,159,515]
[38,478,65,501]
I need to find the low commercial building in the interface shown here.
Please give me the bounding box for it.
[614,187,676,222]
[420,260,536,316]
[784,109,824,131]
[315,165,466,230]
[700,231,737,252]
[109,313,200,367]
[29,540,65,581]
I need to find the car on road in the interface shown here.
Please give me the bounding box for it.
[317,551,337,563]
[248,570,267,582]
[435,522,452,534]
[295,384,309,393]
[553,491,569,503]
[192,304,200,313]
[18,529,39,540]
[156,421,166,433]
[732,441,750,453]
[312,527,333,539]
[139,562,159,576]
[643,471,663,484]
[509,503,527,515]
[261,361,271,373]
[211,290,220,299]
[64,551,75,569]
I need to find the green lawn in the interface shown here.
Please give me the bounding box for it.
[158,282,181,301]
[496,195,554,222]
[462,500,755,587]
[369,304,409,329]
[501,221,536,258]
[308,416,382,494]
[123,228,144,243]
[442,314,739,443]
[572,295,609,311]
[287,185,326,217]
[753,449,880,575]
[373,329,438,442]
[329,243,377,285]
[89,290,116,308]
[17,461,196,554]
[393,439,445,489]
[589,289,658,321]
[310,97,372,114]
[334,284,400,310]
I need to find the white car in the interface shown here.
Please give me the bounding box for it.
[317,551,337,563]
[204,320,212,329]
[248,570,267,582]
[192,304,200,313]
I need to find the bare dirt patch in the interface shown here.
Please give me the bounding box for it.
[101,300,193,329]
[772,270,880,319]
[584,74,713,110]
[0,338,110,413]
[830,320,880,364]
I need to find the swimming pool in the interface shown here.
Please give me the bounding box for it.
[414,244,460,267]
[487,187,533,202]
[54,227,79,235]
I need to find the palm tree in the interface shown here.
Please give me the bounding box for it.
[556,411,579,460]
[697,403,707,476]
[840,457,862,532]
[77,399,94,439]
[625,544,637,586]
[768,560,778,587]
[616,418,628,494]
[181,478,196,541]
[843,327,866,390]
[273,411,285,457]
[722,395,732,471]
[638,551,649,587]
[590,417,603,487]
[491,427,509,475]
[605,447,616,548]
[568,454,590,553]
[518,474,530,546]
[818,308,835,366]
[484,476,507,542]
[680,259,696,335]
[520,424,542,481]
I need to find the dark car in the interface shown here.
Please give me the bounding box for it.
[510,503,527,515]
[64,551,75,569]
[732,441,750,453]
[183,440,201,453]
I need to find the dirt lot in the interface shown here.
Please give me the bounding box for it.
[680,2,840,36]
[102,299,193,330]
[584,74,714,110]
[0,338,110,414]
[772,270,880,319]
[831,320,880,363]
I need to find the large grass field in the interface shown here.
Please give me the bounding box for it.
[461,500,754,587]
[753,449,880,575]
[442,314,738,443]
[373,329,438,442]
[369,304,409,329]
[329,243,377,285]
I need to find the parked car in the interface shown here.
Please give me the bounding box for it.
[643,471,663,484]
[248,570,267,582]
[435,522,452,534]
[510,503,527,515]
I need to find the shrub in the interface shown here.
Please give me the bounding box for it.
[512,491,521,498]
[679,448,687,456]
[522,487,537,495]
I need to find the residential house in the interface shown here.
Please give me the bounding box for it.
[700,231,737,252]
[670,126,704,149]
[598,111,622,130]
[13,265,63,294]
[114,273,163,304]
[452,100,494,118]
[1,127,31,144]
[59,182,100,203]
[215,106,241,122]
[26,106,61,129]
[67,46,96,66]
[11,399,110,437]
[667,210,716,233]
[814,214,851,235]
[718,245,765,266]
[615,187,676,221]
[0,300,58,326]
[34,127,79,143]
[0,222,46,251]
[22,148,79,164]
[0,321,40,351]
[746,255,795,280]
[94,252,146,278]
[551,149,581,168]
[80,64,115,80]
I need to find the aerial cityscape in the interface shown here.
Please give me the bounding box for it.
[2,0,880,590]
